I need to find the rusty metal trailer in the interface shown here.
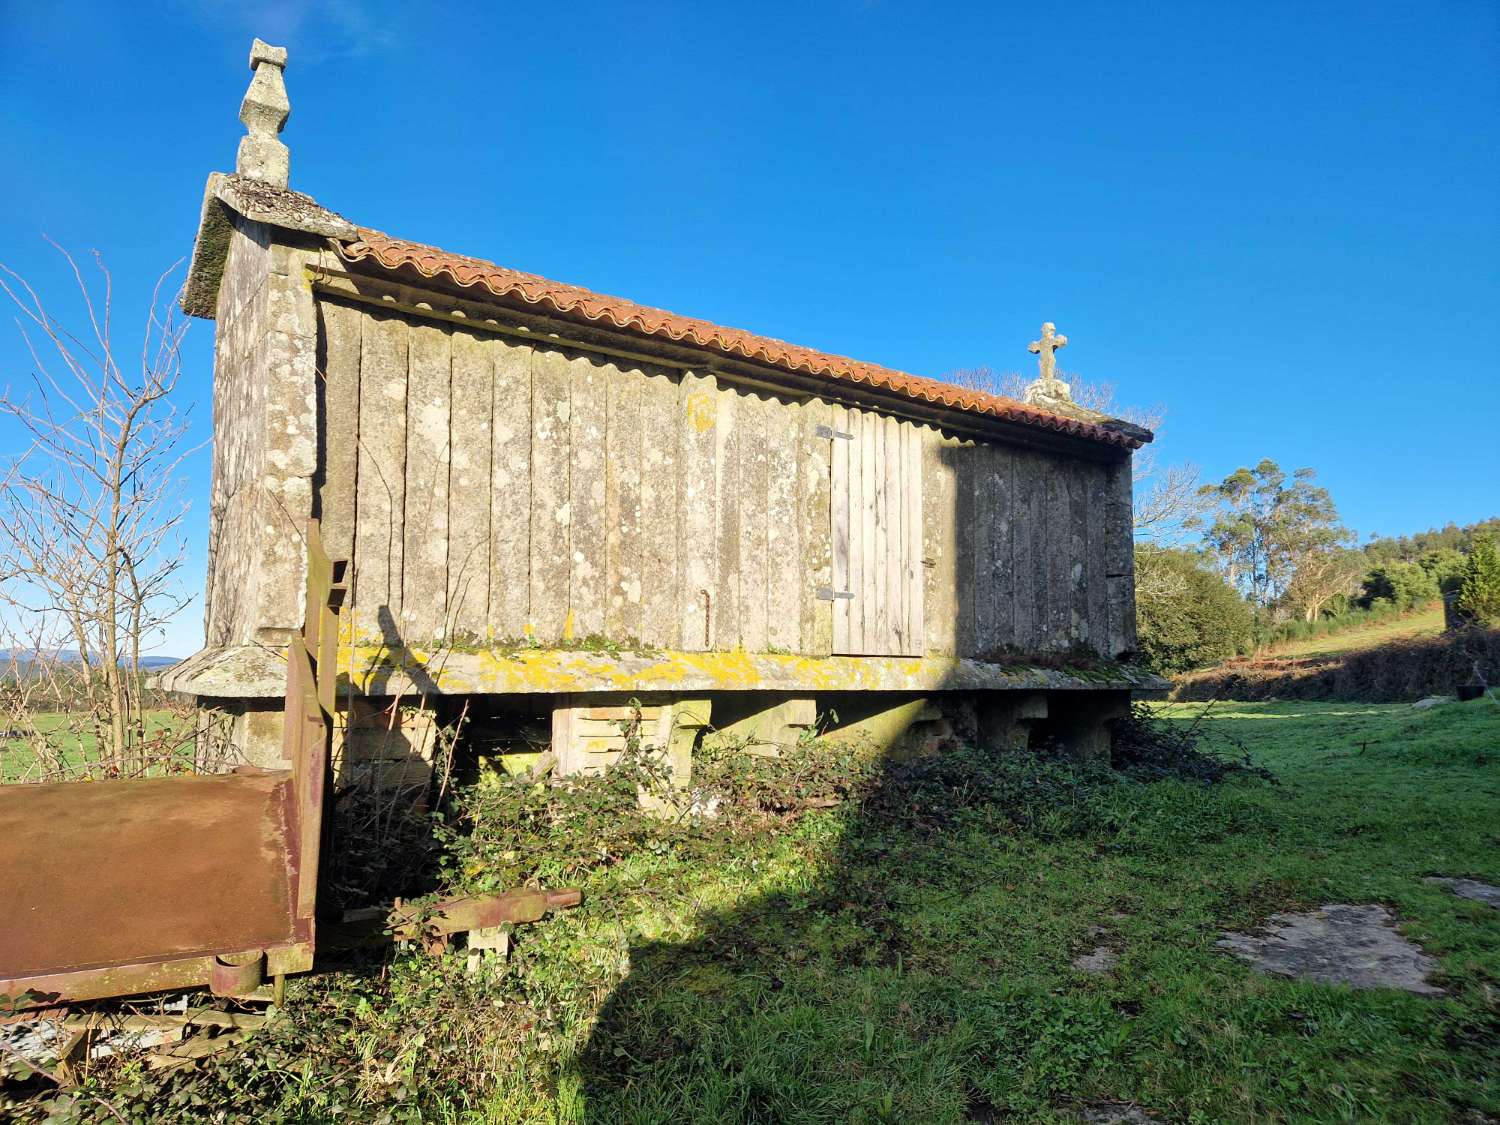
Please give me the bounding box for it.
[0,523,576,1012]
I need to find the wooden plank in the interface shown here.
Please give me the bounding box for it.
[737,392,769,651]
[801,398,834,656]
[990,443,1016,652]
[882,420,894,657]
[314,300,361,561]
[677,371,718,651]
[528,346,571,642]
[972,439,998,653]
[1085,464,1110,655]
[953,438,976,656]
[486,336,530,640]
[567,353,608,640]
[766,396,801,652]
[859,409,879,654]
[639,366,680,649]
[905,421,924,656]
[604,363,644,643]
[1029,453,1051,653]
[1067,464,1089,650]
[353,310,408,642]
[1010,448,1035,652]
[1046,459,1071,651]
[402,322,451,640]
[829,403,851,654]
[872,412,890,653]
[713,384,741,649]
[921,426,956,656]
[1105,458,1136,656]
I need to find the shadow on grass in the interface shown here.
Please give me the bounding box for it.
[565,715,1229,1123]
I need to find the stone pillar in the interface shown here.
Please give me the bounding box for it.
[704,694,816,756]
[552,694,713,806]
[976,692,1049,753]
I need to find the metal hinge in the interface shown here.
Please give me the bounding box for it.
[815,424,854,440]
[816,587,855,601]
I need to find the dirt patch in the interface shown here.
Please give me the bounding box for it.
[1217,904,1444,996]
[1425,876,1500,910]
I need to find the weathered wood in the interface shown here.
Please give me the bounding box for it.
[402,323,451,640]
[567,353,608,640]
[921,427,955,656]
[872,412,889,651]
[737,392,769,652]
[605,364,644,642]
[1046,459,1071,651]
[528,346,571,641]
[990,443,1016,652]
[953,438,977,656]
[639,366,680,649]
[1105,458,1136,656]
[1067,465,1090,649]
[766,395,801,652]
[677,371,717,651]
[486,336,530,639]
[800,398,834,656]
[830,403,852,653]
[972,439,998,652]
[712,383,740,649]
[354,311,408,642]
[904,421,924,656]
[858,409,878,653]
[314,300,361,561]
[1085,464,1110,655]
[1028,452,1050,652]
[1009,449,1034,652]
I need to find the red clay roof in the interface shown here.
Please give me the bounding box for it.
[337,230,1146,449]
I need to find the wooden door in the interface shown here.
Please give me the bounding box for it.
[829,407,924,655]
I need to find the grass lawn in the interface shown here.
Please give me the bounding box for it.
[1267,603,1446,661]
[17,699,1500,1123]
[0,708,191,782]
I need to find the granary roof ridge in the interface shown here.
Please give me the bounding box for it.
[337,229,1152,450]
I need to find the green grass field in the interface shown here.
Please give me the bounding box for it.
[0,709,190,782]
[15,699,1500,1123]
[1266,603,1446,661]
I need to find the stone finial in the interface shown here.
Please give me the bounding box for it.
[236,38,290,186]
[1024,322,1072,404]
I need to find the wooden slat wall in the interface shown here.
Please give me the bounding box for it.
[830,407,925,656]
[317,299,1132,661]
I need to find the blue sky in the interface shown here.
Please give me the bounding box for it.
[1,0,1496,655]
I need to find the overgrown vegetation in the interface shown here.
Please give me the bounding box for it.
[11,699,1497,1123]
[1175,625,1500,703]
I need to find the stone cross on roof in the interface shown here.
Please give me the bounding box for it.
[237,39,290,187]
[1024,322,1072,404]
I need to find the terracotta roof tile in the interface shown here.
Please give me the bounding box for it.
[337,230,1146,449]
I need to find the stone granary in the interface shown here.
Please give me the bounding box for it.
[162,41,1164,789]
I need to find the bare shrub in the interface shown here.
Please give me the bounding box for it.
[0,245,200,780]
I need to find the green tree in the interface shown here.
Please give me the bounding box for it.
[1195,460,1351,613]
[1456,536,1500,626]
[1135,546,1254,674]
[1360,560,1440,610]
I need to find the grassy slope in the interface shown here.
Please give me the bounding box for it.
[27,700,1500,1124]
[0,709,189,782]
[1266,603,1445,660]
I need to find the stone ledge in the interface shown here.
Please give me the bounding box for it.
[156,643,1169,701]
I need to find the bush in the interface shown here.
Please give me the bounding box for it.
[1456,536,1500,626]
[1135,546,1253,674]
[1359,560,1439,611]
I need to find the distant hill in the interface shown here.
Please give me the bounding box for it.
[0,648,179,669]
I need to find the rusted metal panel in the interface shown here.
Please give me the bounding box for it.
[0,520,347,1010]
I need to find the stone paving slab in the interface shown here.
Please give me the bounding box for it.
[1217,904,1444,996]
[1425,876,1500,910]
